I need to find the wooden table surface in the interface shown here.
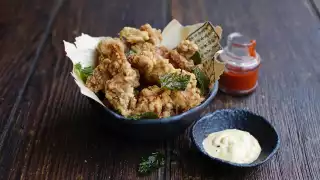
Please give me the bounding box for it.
[1,0,320,179]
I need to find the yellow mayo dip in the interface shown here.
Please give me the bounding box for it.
[202,129,261,164]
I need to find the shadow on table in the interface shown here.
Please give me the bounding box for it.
[32,105,165,178]
[170,141,263,180]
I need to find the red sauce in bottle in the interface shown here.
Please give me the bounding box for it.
[217,33,261,95]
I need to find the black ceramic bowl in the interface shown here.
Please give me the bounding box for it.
[89,81,219,140]
[191,109,280,167]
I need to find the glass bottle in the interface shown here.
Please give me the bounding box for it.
[216,32,261,95]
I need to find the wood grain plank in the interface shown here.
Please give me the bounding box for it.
[0,0,56,135]
[0,0,170,179]
[0,0,59,178]
[170,0,320,179]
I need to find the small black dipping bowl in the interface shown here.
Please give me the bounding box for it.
[191,109,280,167]
[89,81,219,140]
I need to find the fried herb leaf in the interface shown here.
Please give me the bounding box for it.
[134,89,139,96]
[126,50,136,57]
[74,63,93,82]
[113,109,122,115]
[193,67,210,95]
[128,112,159,120]
[138,152,165,176]
[190,51,202,65]
[159,73,191,91]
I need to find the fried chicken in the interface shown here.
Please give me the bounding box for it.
[119,27,149,44]
[105,65,140,116]
[156,46,170,58]
[86,38,140,116]
[134,85,174,118]
[86,38,128,92]
[176,40,199,58]
[164,40,199,72]
[171,70,204,112]
[128,51,156,76]
[140,24,162,45]
[131,42,155,54]
[85,58,111,93]
[119,24,162,46]
[128,49,177,84]
[167,50,195,72]
[86,24,207,118]
[132,70,204,117]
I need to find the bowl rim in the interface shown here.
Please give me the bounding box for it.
[100,81,219,124]
[191,108,281,167]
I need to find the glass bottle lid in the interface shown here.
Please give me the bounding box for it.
[219,32,260,71]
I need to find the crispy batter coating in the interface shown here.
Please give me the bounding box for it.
[134,86,174,117]
[97,38,126,59]
[167,50,195,72]
[140,24,162,45]
[105,65,140,116]
[132,70,204,117]
[156,46,170,58]
[176,40,199,58]
[131,42,155,54]
[86,38,140,116]
[86,58,111,93]
[86,24,206,118]
[171,70,204,112]
[164,40,199,72]
[86,38,128,92]
[128,51,156,75]
[119,27,149,44]
[129,49,177,84]
[147,58,177,83]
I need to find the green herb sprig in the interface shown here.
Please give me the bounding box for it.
[159,72,191,91]
[190,51,202,65]
[74,63,93,82]
[128,112,159,120]
[138,152,165,176]
[193,67,210,95]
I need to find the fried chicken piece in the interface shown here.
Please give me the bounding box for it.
[131,42,155,54]
[96,38,128,75]
[147,57,177,83]
[176,40,199,58]
[119,27,149,44]
[171,70,204,112]
[128,49,177,84]
[86,38,140,116]
[134,85,175,118]
[87,38,129,92]
[132,70,204,117]
[156,46,170,59]
[167,50,195,72]
[86,58,111,93]
[140,24,162,45]
[97,38,126,59]
[105,65,140,116]
[128,51,156,75]
[162,40,198,72]
[171,87,204,112]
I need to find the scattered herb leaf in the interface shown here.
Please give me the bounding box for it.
[190,51,202,65]
[159,73,190,91]
[138,152,165,176]
[193,67,210,95]
[128,112,159,120]
[74,63,93,82]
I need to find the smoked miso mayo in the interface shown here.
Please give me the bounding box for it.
[202,129,261,164]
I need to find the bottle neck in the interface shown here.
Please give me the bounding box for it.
[219,32,260,71]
